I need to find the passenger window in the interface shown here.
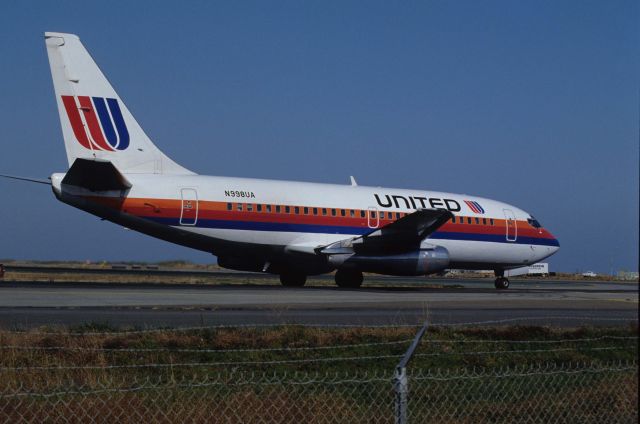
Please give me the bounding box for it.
[340,209,346,217]
[380,211,385,219]
[451,216,456,223]
[360,210,365,218]
[257,204,262,212]
[371,211,377,219]
[475,218,479,224]
[483,218,487,225]
[467,217,472,224]
[294,206,300,214]
[227,203,232,211]
[275,205,281,213]
[332,209,337,217]
[266,205,272,213]
[237,204,243,211]
[490,218,494,226]
[322,208,327,216]
[313,208,318,215]
[285,206,290,214]
[247,204,253,212]
[304,207,309,215]
[350,210,355,217]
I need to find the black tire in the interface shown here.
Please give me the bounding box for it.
[279,273,306,287]
[494,277,510,290]
[335,269,364,288]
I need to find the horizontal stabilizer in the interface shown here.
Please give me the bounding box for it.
[0,174,50,185]
[61,158,131,191]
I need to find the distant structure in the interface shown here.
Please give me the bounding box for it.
[617,271,639,281]
[505,263,549,277]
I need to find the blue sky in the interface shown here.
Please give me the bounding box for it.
[0,1,638,273]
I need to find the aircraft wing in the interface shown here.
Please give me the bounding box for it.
[319,208,453,255]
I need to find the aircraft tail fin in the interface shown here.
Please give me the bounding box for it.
[45,32,193,175]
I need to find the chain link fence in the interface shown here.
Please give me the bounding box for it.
[0,361,635,423]
[0,321,637,423]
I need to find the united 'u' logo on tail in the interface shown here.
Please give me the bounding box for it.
[61,95,129,151]
[464,200,485,214]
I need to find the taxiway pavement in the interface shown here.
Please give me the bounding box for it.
[0,278,636,329]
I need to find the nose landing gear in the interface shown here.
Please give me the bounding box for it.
[494,270,510,290]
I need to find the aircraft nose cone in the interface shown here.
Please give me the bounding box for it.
[546,231,560,257]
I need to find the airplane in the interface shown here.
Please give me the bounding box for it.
[1,32,560,290]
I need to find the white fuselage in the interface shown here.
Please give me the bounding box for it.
[51,173,560,273]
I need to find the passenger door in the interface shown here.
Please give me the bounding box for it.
[180,188,198,226]
[367,207,379,229]
[503,209,517,242]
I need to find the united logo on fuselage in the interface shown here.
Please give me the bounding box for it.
[374,193,461,212]
[61,95,129,151]
[464,200,485,214]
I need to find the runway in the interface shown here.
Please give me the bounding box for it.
[0,278,637,329]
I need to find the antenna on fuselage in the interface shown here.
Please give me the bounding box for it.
[350,176,358,186]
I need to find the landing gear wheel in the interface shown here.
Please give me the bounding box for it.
[335,269,364,288]
[279,273,306,287]
[494,277,510,290]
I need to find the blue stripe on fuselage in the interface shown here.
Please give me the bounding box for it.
[429,231,560,247]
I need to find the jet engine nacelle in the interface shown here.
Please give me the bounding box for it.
[328,246,450,276]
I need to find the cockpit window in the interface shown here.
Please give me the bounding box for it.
[527,216,542,228]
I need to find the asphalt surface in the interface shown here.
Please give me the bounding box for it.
[0,278,637,329]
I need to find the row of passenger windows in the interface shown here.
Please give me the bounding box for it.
[226,202,498,225]
[226,202,408,219]
[451,216,495,226]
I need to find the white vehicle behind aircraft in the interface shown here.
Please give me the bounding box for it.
[2,33,560,289]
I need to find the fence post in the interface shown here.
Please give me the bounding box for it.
[394,366,408,424]
[394,320,429,424]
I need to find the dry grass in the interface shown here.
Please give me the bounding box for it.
[0,269,460,288]
[0,325,636,385]
[0,325,636,423]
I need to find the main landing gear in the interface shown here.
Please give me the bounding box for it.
[494,277,510,290]
[335,269,364,288]
[494,270,510,290]
[279,272,307,287]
